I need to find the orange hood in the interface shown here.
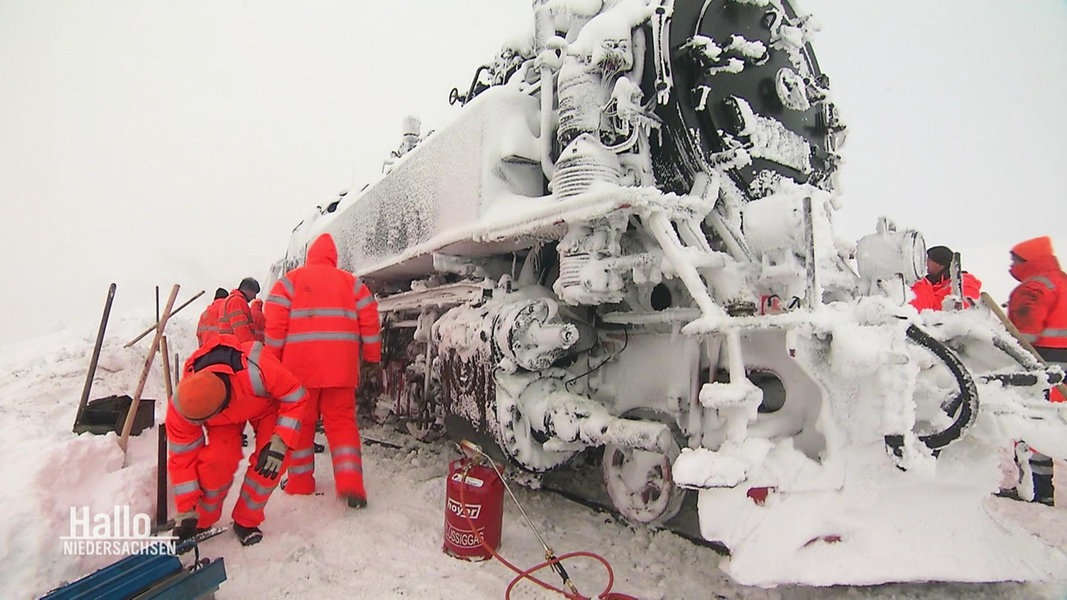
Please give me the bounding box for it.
[1011,236,1054,262]
[306,233,338,268]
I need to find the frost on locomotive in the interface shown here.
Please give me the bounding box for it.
[272,0,1067,586]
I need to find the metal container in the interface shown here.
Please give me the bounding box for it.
[443,458,503,561]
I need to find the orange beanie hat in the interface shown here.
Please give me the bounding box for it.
[173,371,228,420]
[1011,236,1054,262]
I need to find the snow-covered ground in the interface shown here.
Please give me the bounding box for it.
[2,308,1066,599]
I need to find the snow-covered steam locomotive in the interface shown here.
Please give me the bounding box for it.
[272,0,1067,586]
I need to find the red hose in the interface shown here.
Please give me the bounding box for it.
[457,462,638,600]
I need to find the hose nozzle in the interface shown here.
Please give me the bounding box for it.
[458,439,484,458]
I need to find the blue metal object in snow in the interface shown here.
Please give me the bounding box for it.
[39,543,226,600]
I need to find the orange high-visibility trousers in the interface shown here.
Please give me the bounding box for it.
[193,414,288,529]
[283,387,365,499]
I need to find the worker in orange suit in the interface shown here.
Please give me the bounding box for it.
[909,245,982,311]
[250,298,266,342]
[264,233,381,508]
[999,235,1067,507]
[195,288,230,346]
[218,277,260,343]
[1008,236,1067,370]
[166,335,308,545]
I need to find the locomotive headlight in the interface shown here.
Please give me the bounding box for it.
[855,218,926,285]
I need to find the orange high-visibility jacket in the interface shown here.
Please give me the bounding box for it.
[1009,253,1067,350]
[250,299,266,342]
[910,271,982,311]
[165,336,308,515]
[264,233,382,388]
[195,298,226,346]
[219,290,256,344]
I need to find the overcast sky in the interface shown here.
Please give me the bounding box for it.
[1,0,1065,345]
[804,0,1066,302]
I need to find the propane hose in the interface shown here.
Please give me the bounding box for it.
[456,440,637,600]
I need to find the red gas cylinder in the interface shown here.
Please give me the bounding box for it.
[443,457,504,561]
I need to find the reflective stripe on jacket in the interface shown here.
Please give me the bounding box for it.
[1008,254,1067,350]
[264,233,382,388]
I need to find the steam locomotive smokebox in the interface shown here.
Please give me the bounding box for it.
[74,395,155,436]
[443,458,504,561]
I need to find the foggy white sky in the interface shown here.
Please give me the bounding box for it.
[1,0,1064,344]
[806,0,1067,303]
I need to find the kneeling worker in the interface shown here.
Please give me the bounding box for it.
[166,335,308,545]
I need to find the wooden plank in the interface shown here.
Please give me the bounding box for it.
[980,291,1067,398]
[124,290,204,348]
[119,284,180,457]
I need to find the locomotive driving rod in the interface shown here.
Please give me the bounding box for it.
[518,385,674,454]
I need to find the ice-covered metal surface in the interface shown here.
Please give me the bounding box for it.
[323,88,544,281]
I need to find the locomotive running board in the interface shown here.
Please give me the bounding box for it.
[376,282,489,314]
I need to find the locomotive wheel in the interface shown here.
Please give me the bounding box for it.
[404,379,441,441]
[602,410,685,526]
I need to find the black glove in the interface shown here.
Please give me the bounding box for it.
[172,513,199,542]
[254,433,288,479]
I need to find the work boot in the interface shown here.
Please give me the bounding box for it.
[233,523,263,546]
[1032,456,1055,507]
[172,516,200,543]
[1033,476,1055,507]
[345,494,367,509]
[994,488,1024,502]
[996,478,1054,506]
